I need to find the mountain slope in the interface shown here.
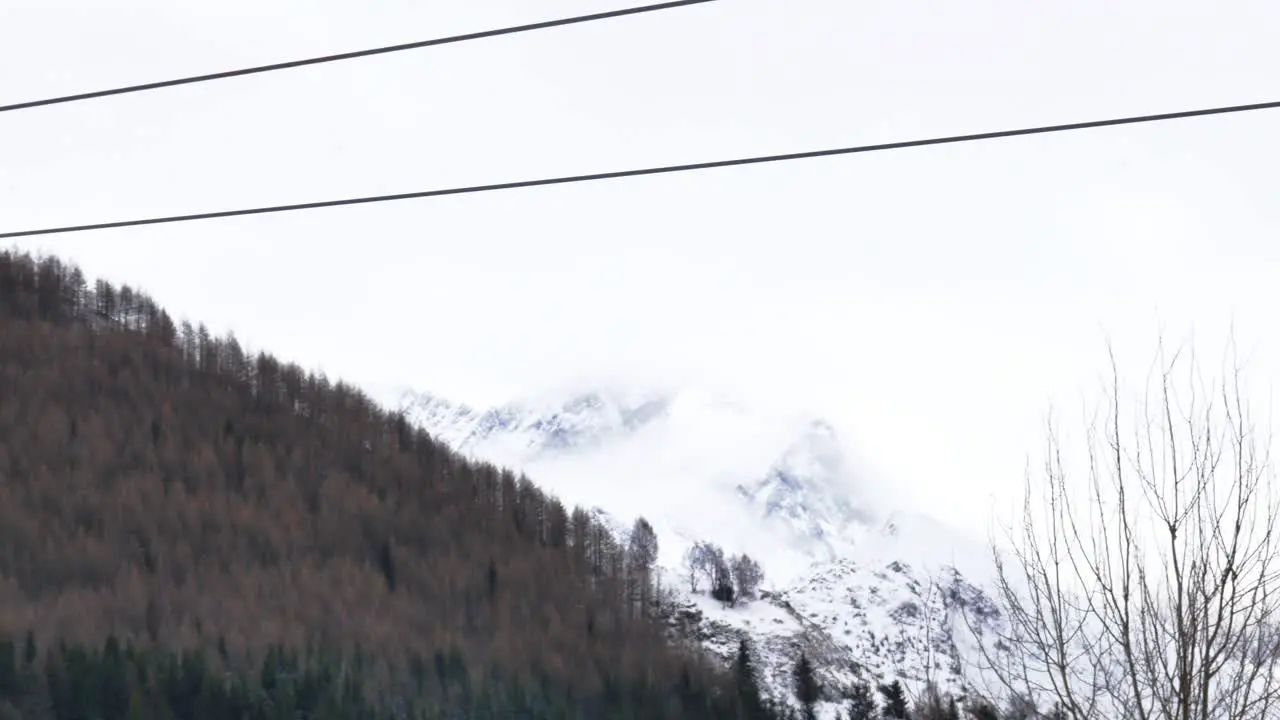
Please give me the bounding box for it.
[0,249,764,720]
[396,386,1010,713]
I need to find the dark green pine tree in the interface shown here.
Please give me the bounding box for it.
[965,698,1001,720]
[877,680,908,719]
[846,681,876,720]
[21,633,35,669]
[98,635,131,720]
[733,638,766,719]
[792,652,820,720]
[0,635,16,703]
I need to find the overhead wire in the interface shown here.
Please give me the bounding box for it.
[0,0,717,114]
[2,98,1277,240]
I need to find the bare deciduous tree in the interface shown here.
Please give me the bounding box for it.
[731,554,764,602]
[683,541,726,595]
[967,341,1280,719]
[683,543,709,593]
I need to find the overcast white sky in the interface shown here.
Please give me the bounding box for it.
[2,0,1278,538]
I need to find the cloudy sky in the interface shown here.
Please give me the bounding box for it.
[3,0,1278,538]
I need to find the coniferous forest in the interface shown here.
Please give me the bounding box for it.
[0,248,787,719]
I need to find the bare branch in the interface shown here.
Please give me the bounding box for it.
[978,336,1280,719]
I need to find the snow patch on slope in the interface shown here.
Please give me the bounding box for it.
[659,551,1005,717]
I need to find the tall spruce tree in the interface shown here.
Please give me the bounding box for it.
[733,638,766,719]
[792,652,820,720]
[878,680,908,719]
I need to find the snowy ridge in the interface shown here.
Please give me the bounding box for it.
[397,387,671,457]
[395,385,1010,712]
[397,386,876,584]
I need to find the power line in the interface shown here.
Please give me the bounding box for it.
[3,98,1277,240]
[0,0,716,114]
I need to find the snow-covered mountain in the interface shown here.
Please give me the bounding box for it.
[393,385,1008,715]
[669,556,1004,717]
[397,385,879,583]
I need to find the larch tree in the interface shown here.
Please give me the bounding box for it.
[627,517,659,615]
[0,248,782,720]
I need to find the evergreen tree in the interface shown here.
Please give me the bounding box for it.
[792,652,820,720]
[710,546,736,606]
[911,682,957,720]
[733,638,765,719]
[0,635,15,701]
[845,680,876,720]
[964,698,1000,720]
[877,679,908,719]
[712,573,737,606]
[1002,693,1039,720]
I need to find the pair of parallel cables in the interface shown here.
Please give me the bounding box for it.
[1,0,1277,240]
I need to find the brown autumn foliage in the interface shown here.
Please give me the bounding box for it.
[0,248,730,703]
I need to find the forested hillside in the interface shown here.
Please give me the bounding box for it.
[0,249,782,719]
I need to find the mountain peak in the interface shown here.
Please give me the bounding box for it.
[735,418,874,561]
[398,383,880,578]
